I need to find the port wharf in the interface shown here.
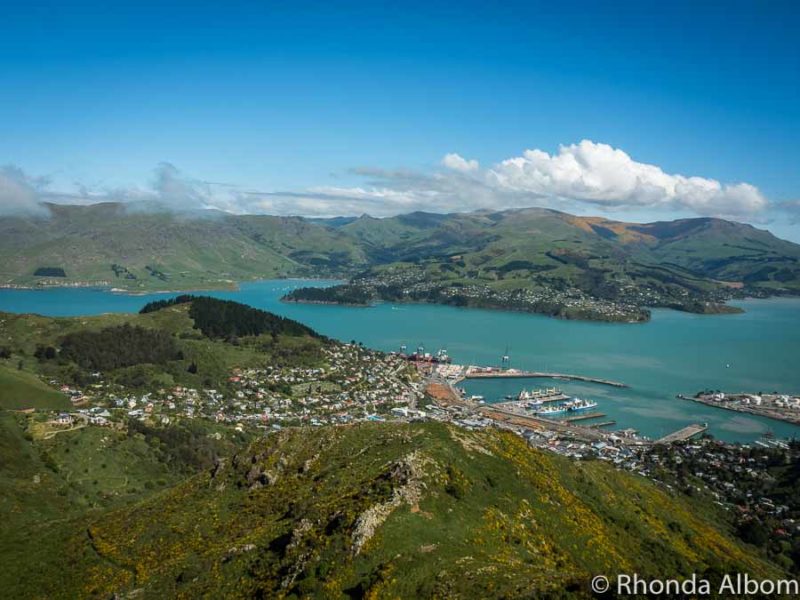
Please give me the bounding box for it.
[564,411,606,422]
[424,366,701,447]
[676,392,800,426]
[462,366,628,388]
[655,423,708,444]
[492,392,570,412]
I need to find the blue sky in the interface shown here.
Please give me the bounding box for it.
[1,1,799,238]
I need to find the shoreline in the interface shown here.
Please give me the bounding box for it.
[284,294,651,324]
[2,279,799,326]
[0,276,345,297]
[676,393,800,427]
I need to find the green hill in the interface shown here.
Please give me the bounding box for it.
[2,202,799,317]
[0,366,71,410]
[0,202,366,290]
[0,297,327,395]
[0,421,783,598]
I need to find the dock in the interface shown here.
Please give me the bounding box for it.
[655,423,708,444]
[564,412,605,422]
[463,368,627,388]
[587,420,616,428]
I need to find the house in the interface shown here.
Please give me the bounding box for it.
[55,413,73,425]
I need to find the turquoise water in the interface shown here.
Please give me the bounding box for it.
[1,280,799,443]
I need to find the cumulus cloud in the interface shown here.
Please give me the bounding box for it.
[247,140,767,219]
[442,153,479,173]
[488,140,767,216]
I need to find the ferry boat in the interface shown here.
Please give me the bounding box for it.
[535,397,598,416]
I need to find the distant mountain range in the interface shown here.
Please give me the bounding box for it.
[2,202,799,318]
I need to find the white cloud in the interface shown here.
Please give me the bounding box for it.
[254,140,767,219]
[442,153,479,173]
[0,165,52,216]
[487,140,767,216]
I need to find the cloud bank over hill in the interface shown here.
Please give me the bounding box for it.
[0,141,774,221]
[0,166,53,216]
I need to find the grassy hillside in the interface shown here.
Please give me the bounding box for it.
[0,411,252,597]
[2,203,799,318]
[0,202,366,290]
[343,208,800,292]
[0,421,782,598]
[0,365,71,410]
[291,208,800,320]
[0,297,327,393]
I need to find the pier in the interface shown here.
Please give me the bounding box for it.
[587,420,617,428]
[463,367,628,388]
[564,412,606,422]
[655,423,708,444]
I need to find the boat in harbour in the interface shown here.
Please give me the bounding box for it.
[535,397,598,416]
[517,387,564,401]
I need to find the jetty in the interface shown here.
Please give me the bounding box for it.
[655,423,708,444]
[564,412,605,422]
[587,420,616,428]
[463,367,627,388]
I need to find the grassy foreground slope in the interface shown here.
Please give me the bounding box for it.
[0,365,71,410]
[3,422,780,599]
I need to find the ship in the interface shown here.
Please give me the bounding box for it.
[535,397,598,416]
[523,399,544,410]
[517,387,563,401]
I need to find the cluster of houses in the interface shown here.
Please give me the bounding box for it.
[350,266,648,322]
[639,439,800,539]
[46,343,426,432]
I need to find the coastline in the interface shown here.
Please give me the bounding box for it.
[2,278,798,327]
[283,294,652,324]
[0,275,346,297]
[677,393,800,427]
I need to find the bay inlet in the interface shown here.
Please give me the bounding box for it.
[1,280,799,443]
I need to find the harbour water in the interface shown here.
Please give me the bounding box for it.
[1,280,799,443]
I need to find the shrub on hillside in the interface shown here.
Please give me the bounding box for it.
[60,324,182,371]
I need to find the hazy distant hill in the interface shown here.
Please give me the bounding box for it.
[1,203,798,301]
[338,208,800,291]
[0,202,367,290]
